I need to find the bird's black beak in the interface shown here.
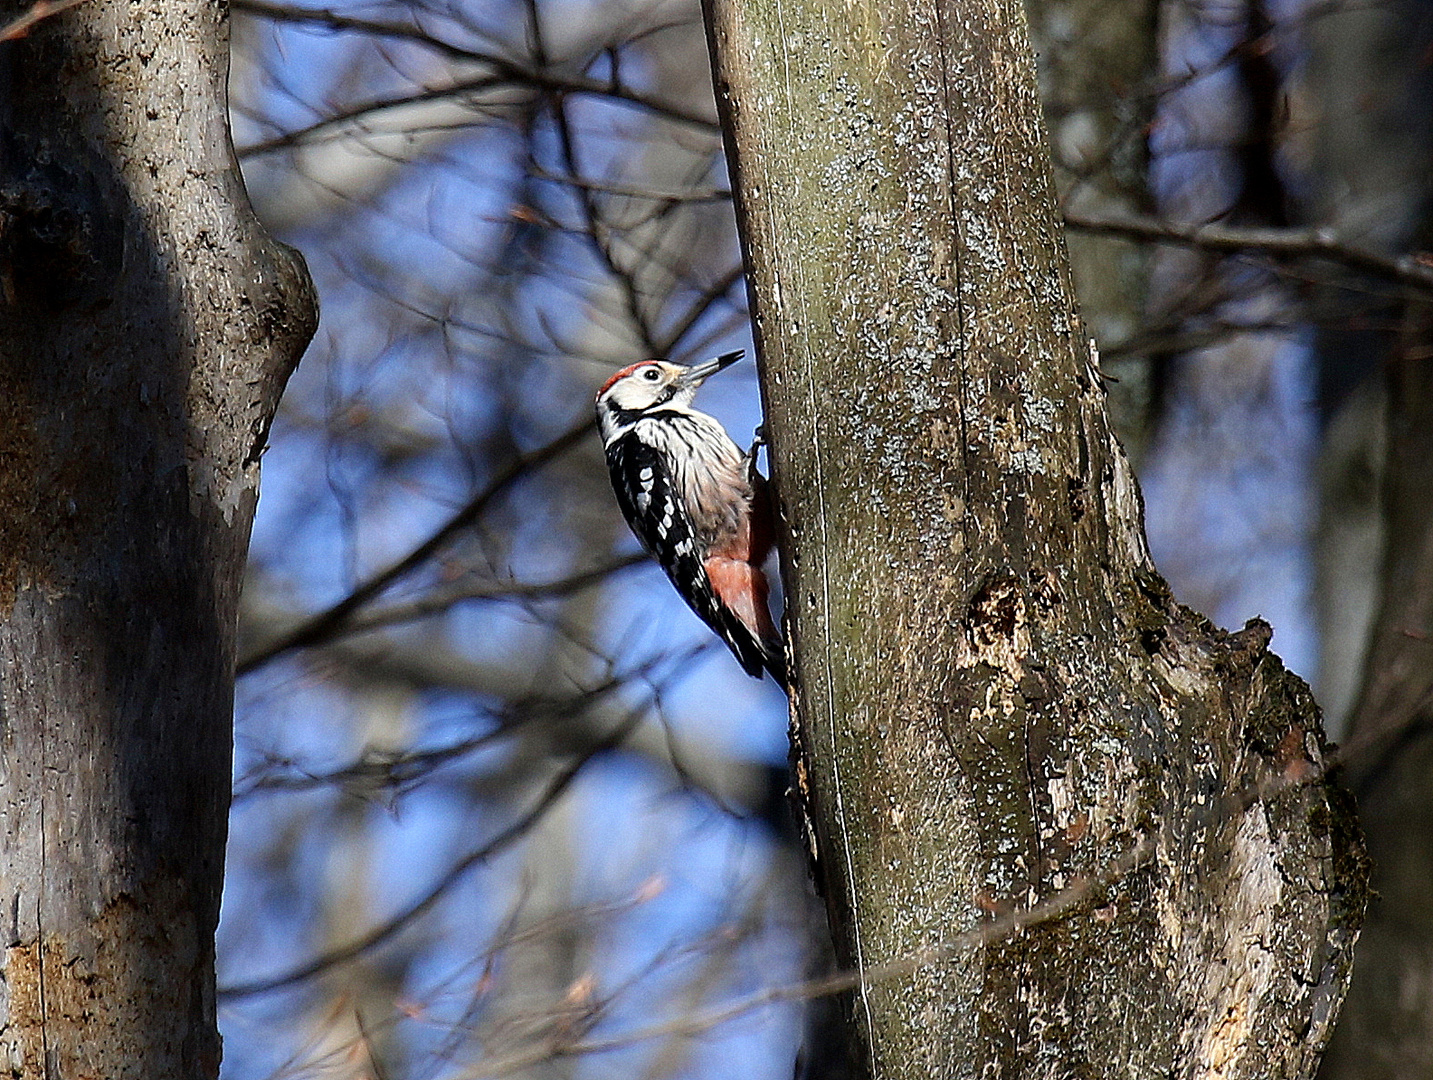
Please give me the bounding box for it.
[679,350,744,388]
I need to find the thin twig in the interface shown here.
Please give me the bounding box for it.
[528,166,732,205]
[460,705,1383,1077]
[230,0,719,159]
[1064,210,1433,293]
[337,553,648,635]
[237,418,596,675]
[458,836,1156,1078]
[220,690,653,999]
[550,94,662,357]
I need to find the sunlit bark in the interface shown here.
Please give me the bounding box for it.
[705,0,1366,1072]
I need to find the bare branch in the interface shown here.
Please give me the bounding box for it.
[459,835,1157,1078]
[334,553,647,635]
[529,166,732,205]
[220,683,655,999]
[1064,210,1433,292]
[550,95,663,355]
[231,0,720,160]
[237,418,597,675]
[457,713,1379,1077]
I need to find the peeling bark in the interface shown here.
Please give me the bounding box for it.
[0,0,316,1073]
[702,0,1366,1073]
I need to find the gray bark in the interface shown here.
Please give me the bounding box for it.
[0,0,316,1073]
[703,0,1366,1074]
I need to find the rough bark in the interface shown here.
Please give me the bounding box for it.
[702,0,1366,1074]
[0,0,316,1073]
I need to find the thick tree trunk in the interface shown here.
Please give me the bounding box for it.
[0,0,315,1073]
[703,0,1366,1074]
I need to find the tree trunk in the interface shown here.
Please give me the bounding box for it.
[1293,0,1433,738]
[702,0,1366,1075]
[0,0,316,1073]
[1026,0,1158,456]
[1318,298,1433,1080]
[1297,4,1433,1071]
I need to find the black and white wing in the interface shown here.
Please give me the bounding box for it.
[604,432,768,677]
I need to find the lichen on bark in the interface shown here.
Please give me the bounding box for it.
[703,0,1367,1072]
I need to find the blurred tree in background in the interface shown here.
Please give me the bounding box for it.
[160,0,1433,1070]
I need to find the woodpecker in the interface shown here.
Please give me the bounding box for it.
[595,350,785,682]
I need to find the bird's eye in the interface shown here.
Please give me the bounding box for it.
[642,368,661,381]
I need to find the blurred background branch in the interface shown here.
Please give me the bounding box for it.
[219,0,1433,1071]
